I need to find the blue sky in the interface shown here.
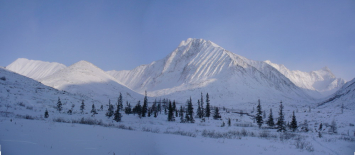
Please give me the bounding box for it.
[1,0,354,80]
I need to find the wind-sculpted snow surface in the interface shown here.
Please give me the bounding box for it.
[265,60,345,98]
[40,60,143,104]
[108,38,312,105]
[6,58,66,80]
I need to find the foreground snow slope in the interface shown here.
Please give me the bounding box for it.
[0,67,97,110]
[265,60,345,98]
[108,38,312,106]
[6,58,66,80]
[40,60,143,104]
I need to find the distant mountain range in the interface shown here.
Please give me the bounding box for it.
[5,38,350,107]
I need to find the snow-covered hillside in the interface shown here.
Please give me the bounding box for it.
[318,77,355,109]
[40,60,143,104]
[0,67,97,111]
[108,38,312,106]
[265,60,345,98]
[6,58,66,80]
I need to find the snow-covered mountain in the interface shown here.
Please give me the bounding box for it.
[6,58,66,80]
[318,77,355,109]
[265,60,345,98]
[108,38,312,106]
[40,60,143,104]
[0,66,97,110]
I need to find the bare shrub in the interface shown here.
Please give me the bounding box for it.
[53,117,69,123]
[118,124,134,130]
[26,106,34,110]
[0,76,6,81]
[17,102,25,107]
[142,127,160,133]
[295,139,314,152]
[164,130,196,137]
[259,130,277,139]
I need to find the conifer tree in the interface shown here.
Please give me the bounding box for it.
[100,105,103,111]
[152,99,157,117]
[106,99,114,118]
[205,93,211,118]
[200,92,205,117]
[44,109,49,118]
[319,123,323,131]
[341,103,344,114]
[276,101,286,132]
[186,97,194,123]
[157,100,162,114]
[228,118,231,126]
[118,93,123,110]
[142,91,148,117]
[330,120,337,133]
[113,103,122,122]
[213,107,221,120]
[91,104,98,116]
[266,108,275,127]
[290,111,297,132]
[80,100,85,114]
[133,100,142,118]
[124,101,132,115]
[179,106,184,123]
[256,99,263,128]
[196,99,202,118]
[57,97,62,112]
[167,101,175,121]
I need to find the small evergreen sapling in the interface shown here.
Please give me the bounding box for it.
[80,100,85,114]
[113,103,122,122]
[44,109,49,118]
[213,107,221,120]
[57,97,62,112]
[266,108,275,127]
[91,104,98,117]
[290,111,297,132]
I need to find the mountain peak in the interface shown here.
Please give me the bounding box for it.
[178,38,221,48]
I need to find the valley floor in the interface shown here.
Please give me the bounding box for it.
[1,116,353,155]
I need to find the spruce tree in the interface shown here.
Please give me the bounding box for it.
[125,101,132,115]
[228,118,231,126]
[80,100,85,114]
[196,99,202,118]
[276,101,286,132]
[213,107,221,120]
[187,97,194,123]
[118,93,123,110]
[135,100,142,118]
[152,99,157,117]
[57,97,62,112]
[113,103,122,122]
[157,101,161,114]
[205,93,211,118]
[167,101,175,121]
[44,109,49,118]
[200,92,205,117]
[290,111,297,132]
[142,91,148,117]
[266,108,275,127]
[106,99,114,118]
[179,106,185,123]
[319,123,323,131]
[256,99,263,128]
[91,104,98,116]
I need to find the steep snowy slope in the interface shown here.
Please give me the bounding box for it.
[318,78,355,109]
[0,67,97,110]
[108,38,312,106]
[265,60,345,97]
[40,60,143,104]
[6,58,66,80]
